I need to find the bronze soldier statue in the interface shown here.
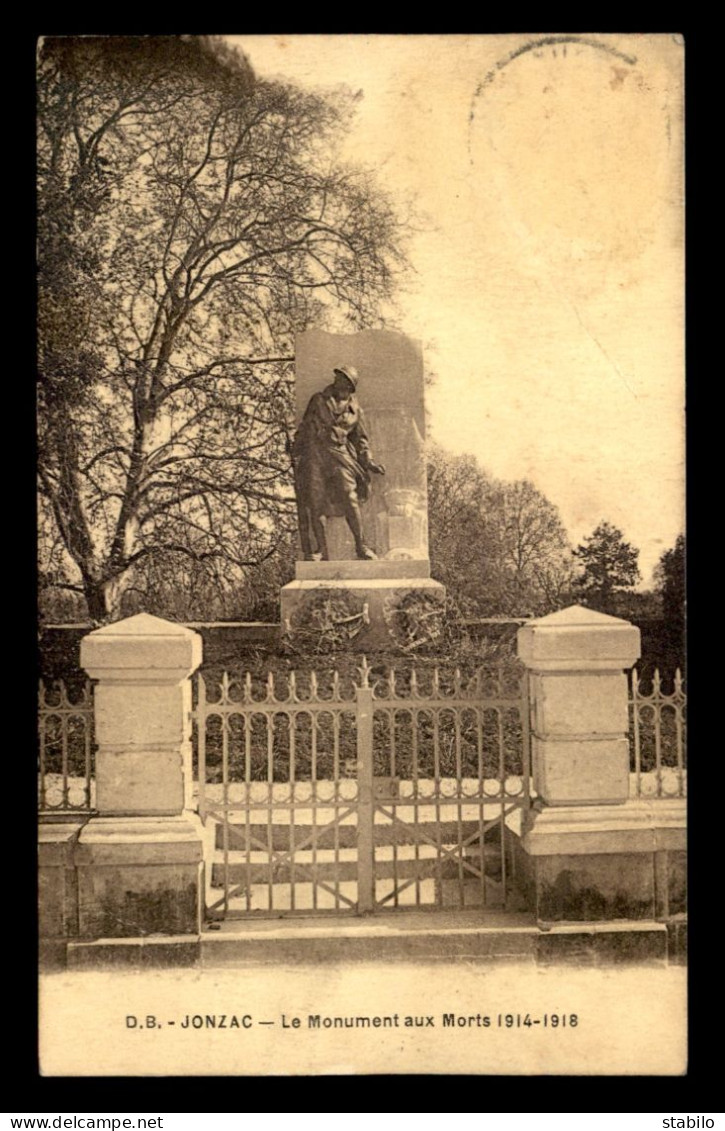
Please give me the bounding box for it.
[291,365,386,560]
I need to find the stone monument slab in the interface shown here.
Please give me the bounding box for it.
[282,329,444,650]
[293,328,428,562]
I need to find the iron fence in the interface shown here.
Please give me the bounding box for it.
[38,679,95,815]
[629,668,686,798]
[193,659,531,920]
[36,660,686,839]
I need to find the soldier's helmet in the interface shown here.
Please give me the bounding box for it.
[333,365,359,390]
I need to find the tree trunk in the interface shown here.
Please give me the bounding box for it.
[84,573,128,623]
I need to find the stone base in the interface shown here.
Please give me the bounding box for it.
[75,815,205,938]
[67,935,202,970]
[666,916,688,965]
[281,576,445,651]
[295,559,431,581]
[39,939,72,971]
[534,920,669,965]
[55,915,672,969]
[509,801,686,924]
[39,821,88,938]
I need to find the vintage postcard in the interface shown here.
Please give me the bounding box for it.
[37,33,686,1077]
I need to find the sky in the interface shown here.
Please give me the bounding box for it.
[228,34,685,585]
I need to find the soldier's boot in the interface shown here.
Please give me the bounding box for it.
[299,509,314,560]
[310,513,329,560]
[345,499,377,560]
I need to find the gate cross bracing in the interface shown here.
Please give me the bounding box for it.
[193,659,531,920]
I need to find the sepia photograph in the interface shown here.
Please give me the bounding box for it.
[37,33,686,1077]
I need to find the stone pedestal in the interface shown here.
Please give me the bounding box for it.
[39,822,85,950]
[513,799,686,922]
[77,614,204,938]
[75,817,203,938]
[282,560,444,650]
[284,330,444,647]
[513,605,686,926]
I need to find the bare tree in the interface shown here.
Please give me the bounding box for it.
[427,446,500,615]
[427,447,574,616]
[38,36,408,621]
[498,479,574,613]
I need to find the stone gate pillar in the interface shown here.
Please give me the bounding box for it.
[514,605,685,933]
[75,614,204,938]
[518,605,640,808]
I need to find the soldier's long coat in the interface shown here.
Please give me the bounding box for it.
[291,384,373,519]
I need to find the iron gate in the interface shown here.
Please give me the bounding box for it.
[194,659,531,920]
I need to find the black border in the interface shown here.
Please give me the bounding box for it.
[20,26,706,1108]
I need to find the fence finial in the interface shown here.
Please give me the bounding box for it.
[357,655,371,689]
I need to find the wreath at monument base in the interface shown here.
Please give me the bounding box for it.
[284,589,369,653]
[383,589,446,653]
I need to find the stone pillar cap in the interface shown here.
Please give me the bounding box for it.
[82,612,200,641]
[81,613,203,678]
[517,604,641,670]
